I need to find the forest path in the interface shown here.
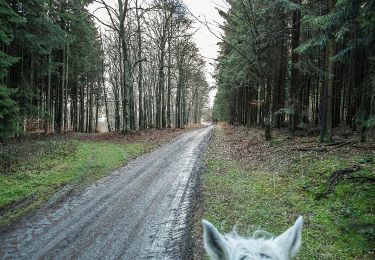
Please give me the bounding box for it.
[0,126,213,260]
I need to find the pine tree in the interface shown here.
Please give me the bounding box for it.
[0,0,23,139]
[213,0,375,143]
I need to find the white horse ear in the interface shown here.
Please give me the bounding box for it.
[274,216,303,258]
[202,220,227,259]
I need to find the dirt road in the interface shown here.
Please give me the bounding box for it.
[0,126,213,259]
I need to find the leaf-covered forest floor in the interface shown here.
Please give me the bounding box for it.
[0,126,201,229]
[192,123,375,259]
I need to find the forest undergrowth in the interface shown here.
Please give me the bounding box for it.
[0,127,198,228]
[192,123,374,259]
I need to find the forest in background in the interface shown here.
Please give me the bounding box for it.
[0,0,210,140]
[213,0,375,142]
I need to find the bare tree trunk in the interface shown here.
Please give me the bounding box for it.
[156,45,166,129]
[289,0,301,133]
[95,87,100,132]
[264,79,272,140]
[167,26,172,128]
[102,58,112,132]
[320,0,335,142]
[79,83,85,132]
[57,46,65,133]
[325,38,335,141]
[44,53,52,134]
[123,42,130,132]
[136,0,144,130]
[64,40,69,131]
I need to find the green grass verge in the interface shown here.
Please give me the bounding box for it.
[199,126,374,259]
[0,138,145,227]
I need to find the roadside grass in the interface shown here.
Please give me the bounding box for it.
[0,136,146,227]
[0,127,201,228]
[193,124,375,259]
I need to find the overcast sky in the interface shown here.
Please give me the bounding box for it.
[88,0,226,106]
[184,0,226,104]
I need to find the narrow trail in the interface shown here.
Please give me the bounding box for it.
[0,126,213,260]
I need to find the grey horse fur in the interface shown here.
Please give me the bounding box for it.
[202,216,303,260]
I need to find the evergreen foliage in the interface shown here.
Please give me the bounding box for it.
[214,0,375,142]
[0,86,19,140]
[0,0,22,139]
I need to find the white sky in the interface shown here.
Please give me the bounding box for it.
[88,0,226,107]
[184,0,226,106]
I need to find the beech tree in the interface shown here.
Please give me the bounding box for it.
[100,0,209,131]
[1,0,210,138]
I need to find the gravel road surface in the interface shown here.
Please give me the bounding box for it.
[0,126,213,260]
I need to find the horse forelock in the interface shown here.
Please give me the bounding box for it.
[224,232,281,260]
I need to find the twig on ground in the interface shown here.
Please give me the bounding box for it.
[329,141,357,151]
[316,165,361,200]
[294,147,328,152]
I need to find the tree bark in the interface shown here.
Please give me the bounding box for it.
[320,0,335,142]
[44,53,52,134]
[136,0,144,130]
[289,0,301,133]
